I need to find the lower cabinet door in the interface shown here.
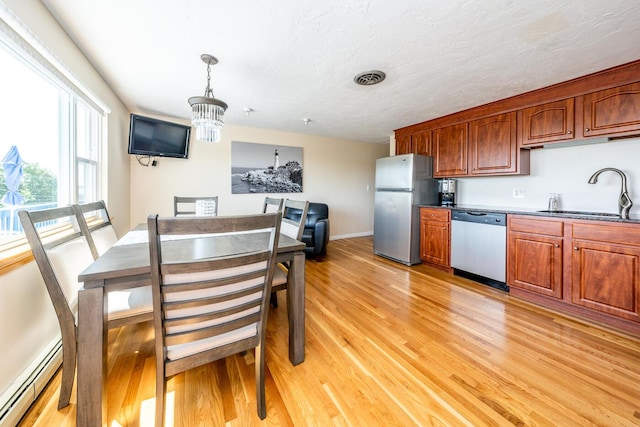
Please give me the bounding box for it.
[421,220,450,267]
[508,232,563,298]
[572,240,640,322]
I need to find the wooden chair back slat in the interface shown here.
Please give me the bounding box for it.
[78,200,118,256]
[282,199,309,240]
[262,197,284,213]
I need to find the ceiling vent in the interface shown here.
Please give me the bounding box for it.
[354,70,386,86]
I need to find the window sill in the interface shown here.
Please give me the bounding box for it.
[0,243,34,275]
[0,213,109,275]
[0,222,80,276]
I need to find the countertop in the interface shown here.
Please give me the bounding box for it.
[419,204,640,224]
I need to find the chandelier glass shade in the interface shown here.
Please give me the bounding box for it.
[188,54,228,143]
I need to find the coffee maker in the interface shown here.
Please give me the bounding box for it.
[438,179,456,206]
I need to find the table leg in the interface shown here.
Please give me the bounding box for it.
[77,281,107,427]
[287,251,305,365]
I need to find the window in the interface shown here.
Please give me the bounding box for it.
[0,20,105,253]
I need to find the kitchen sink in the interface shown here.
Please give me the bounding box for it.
[536,209,621,218]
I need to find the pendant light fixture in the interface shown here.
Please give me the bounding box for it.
[188,54,228,143]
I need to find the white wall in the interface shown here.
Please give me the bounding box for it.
[0,263,60,401]
[130,122,390,238]
[455,137,640,217]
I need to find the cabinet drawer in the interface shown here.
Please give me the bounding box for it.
[509,216,564,236]
[572,222,640,246]
[421,207,450,222]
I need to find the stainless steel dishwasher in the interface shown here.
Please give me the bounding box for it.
[450,209,508,291]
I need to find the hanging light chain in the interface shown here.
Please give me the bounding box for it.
[204,60,213,97]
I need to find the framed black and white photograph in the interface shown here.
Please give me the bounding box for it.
[231,141,303,194]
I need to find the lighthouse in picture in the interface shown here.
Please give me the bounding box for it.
[274,149,280,169]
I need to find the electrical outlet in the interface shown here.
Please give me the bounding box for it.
[513,188,525,198]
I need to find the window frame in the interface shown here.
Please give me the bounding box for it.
[0,7,109,273]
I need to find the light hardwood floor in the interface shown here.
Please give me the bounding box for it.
[18,236,640,426]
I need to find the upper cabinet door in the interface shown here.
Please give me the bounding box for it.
[395,134,412,155]
[521,98,575,146]
[395,131,430,156]
[469,112,517,175]
[412,130,431,156]
[433,123,468,177]
[583,82,640,137]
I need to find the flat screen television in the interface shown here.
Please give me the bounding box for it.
[128,114,191,159]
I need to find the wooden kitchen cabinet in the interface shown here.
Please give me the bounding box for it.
[430,114,527,177]
[508,215,640,335]
[432,123,468,177]
[412,130,431,156]
[571,222,640,322]
[507,216,564,299]
[398,80,640,174]
[420,207,450,270]
[396,133,411,155]
[396,131,430,156]
[520,98,575,146]
[468,112,519,175]
[583,81,640,137]
[395,62,640,177]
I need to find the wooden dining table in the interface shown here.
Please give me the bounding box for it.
[76,225,306,427]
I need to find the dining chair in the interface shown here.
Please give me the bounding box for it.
[18,205,153,410]
[75,201,154,327]
[262,196,284,213]
[77,200,118,256]
[173,196,218,216]
[147,212,281,425]
[270,199,309,307]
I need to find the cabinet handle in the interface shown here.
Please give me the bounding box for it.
[567,130,572,134]
[574,246,579,250]
[585,128,590,132]
[554,244,560,248]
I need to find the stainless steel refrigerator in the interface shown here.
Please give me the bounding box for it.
[374,154,438,265]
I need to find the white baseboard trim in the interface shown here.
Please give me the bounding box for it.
[330,231,373,240]
[0,339,62,427]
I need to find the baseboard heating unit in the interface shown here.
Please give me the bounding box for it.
[0,340,61,426]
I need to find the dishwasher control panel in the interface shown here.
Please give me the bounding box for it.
[451,210,506,225]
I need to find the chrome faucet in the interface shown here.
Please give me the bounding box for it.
[587,167,633,219]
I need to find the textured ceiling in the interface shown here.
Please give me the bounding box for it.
[41,0,640,144]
